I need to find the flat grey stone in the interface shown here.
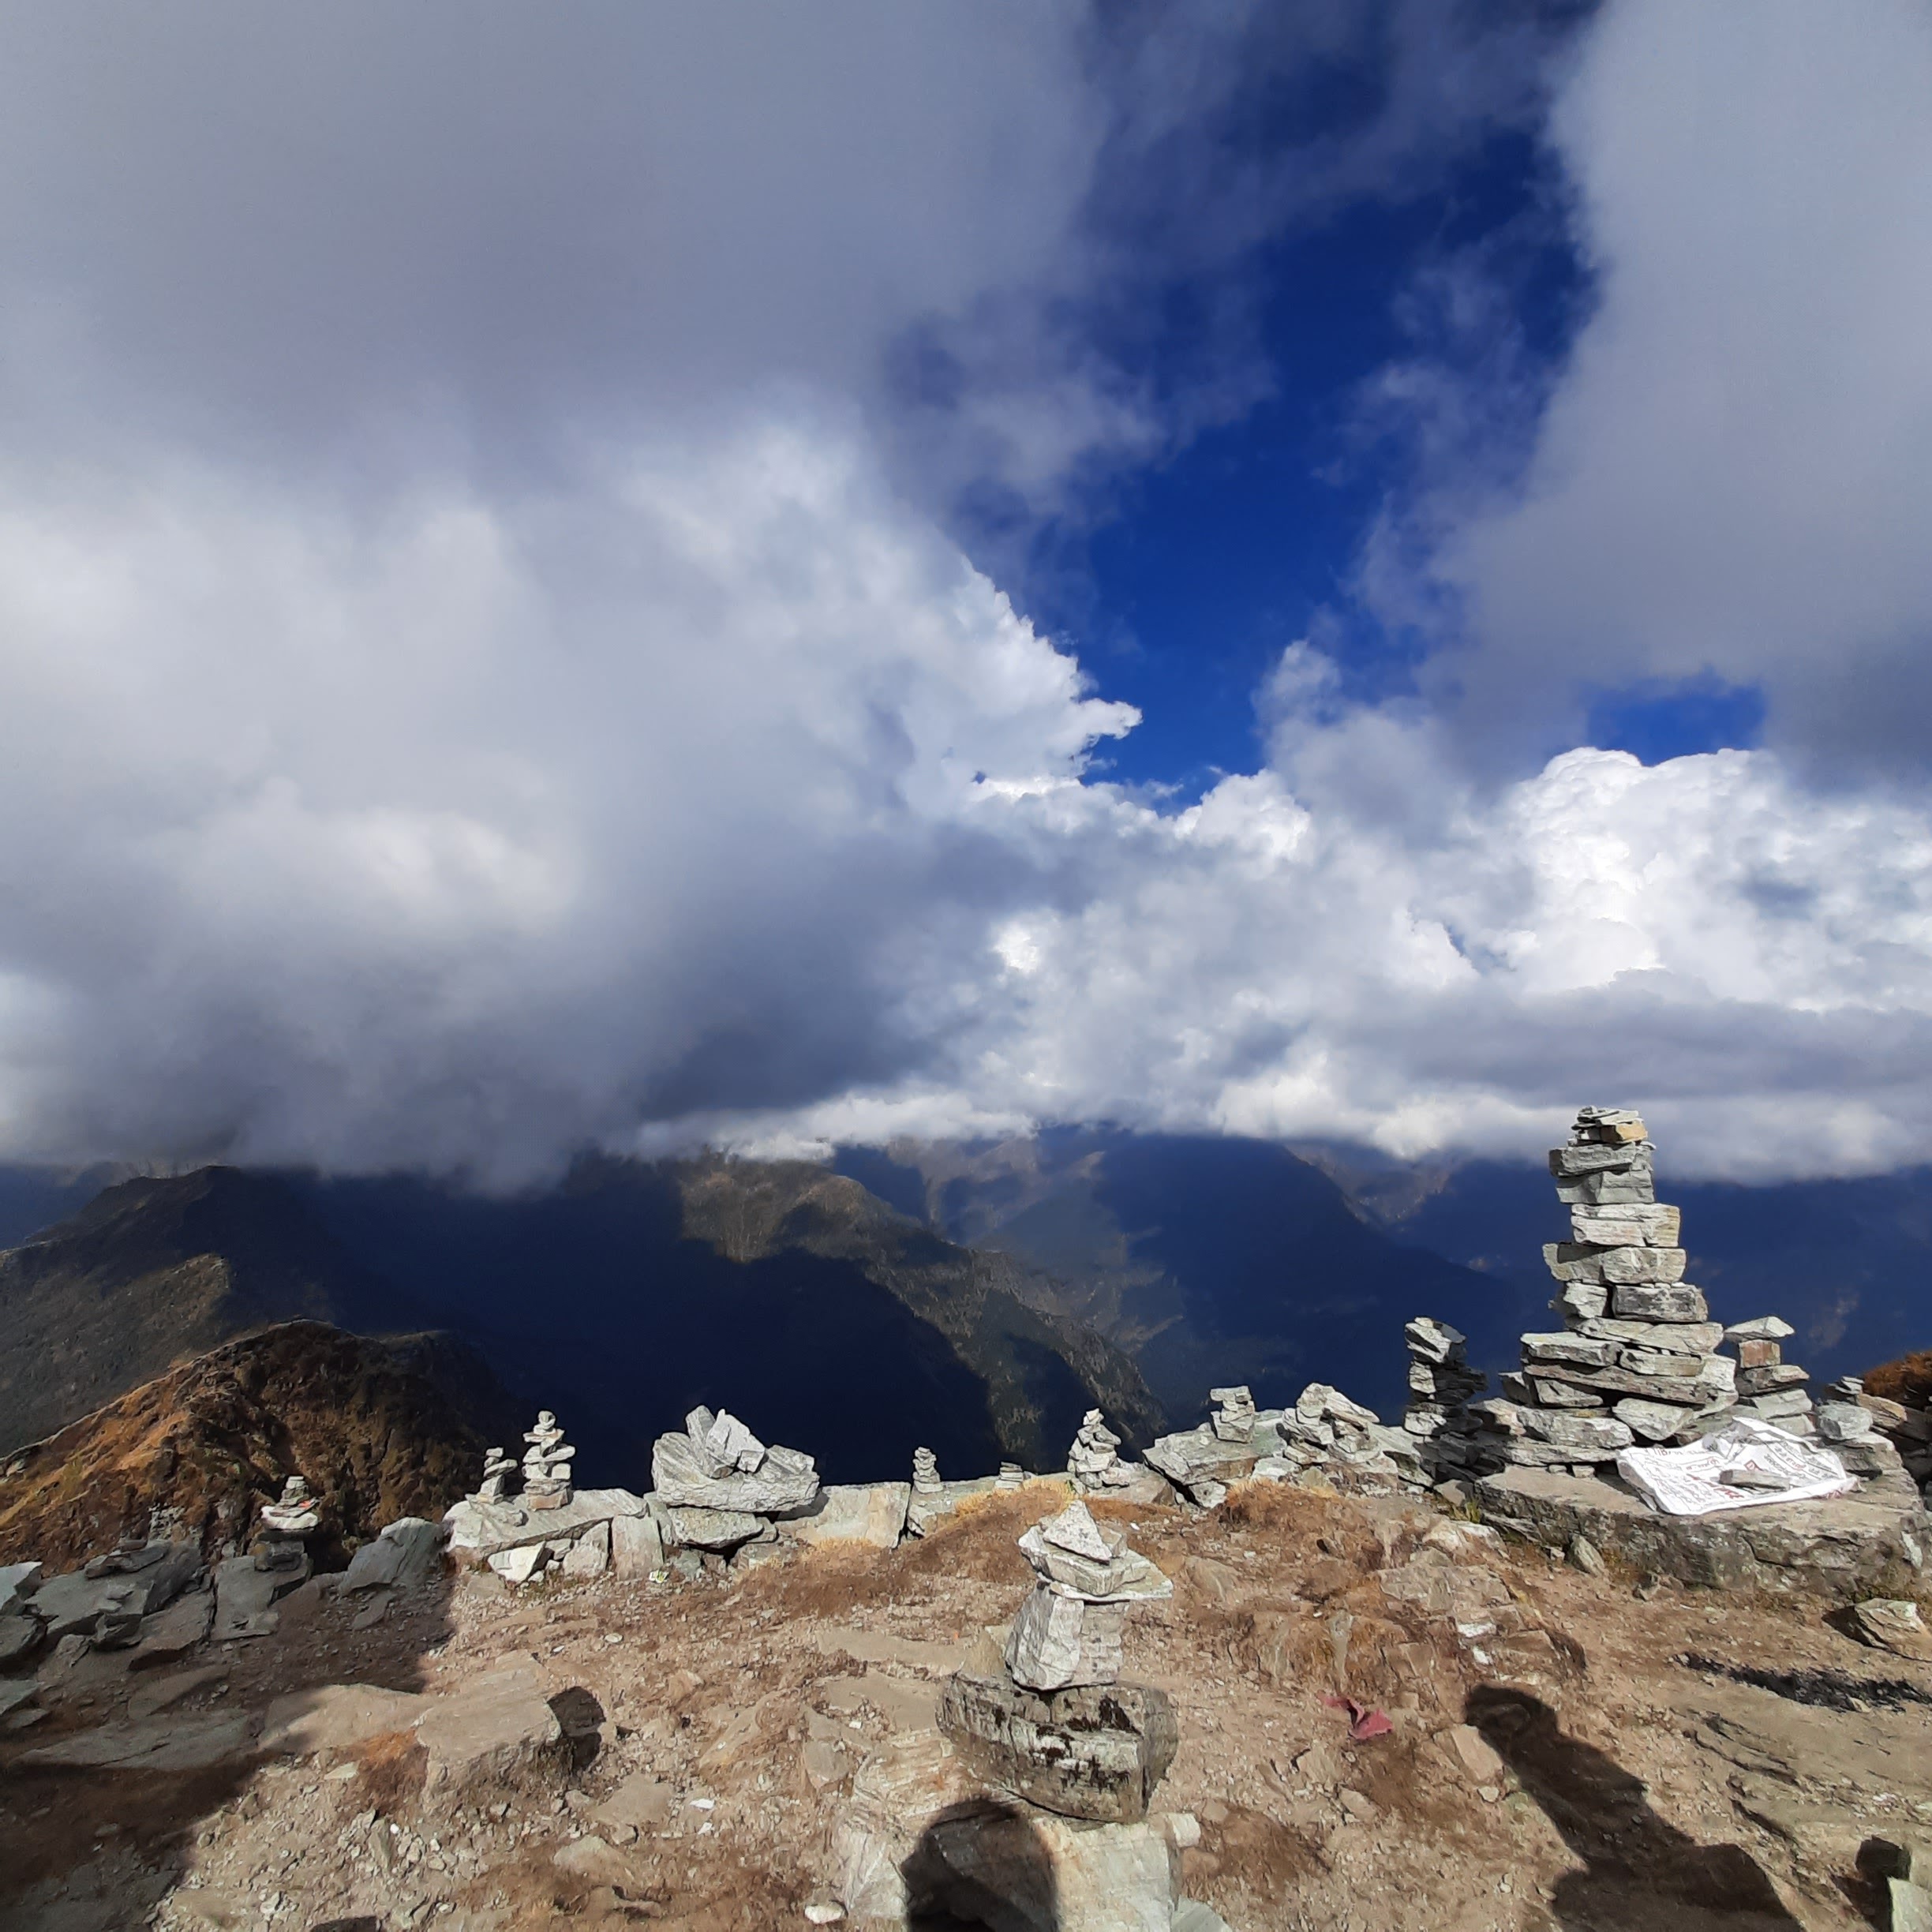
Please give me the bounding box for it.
[416,1661,567,1806]
[212,1552,309,1640]
[132,1587,213,1664]
[781,1482,909,1551]
[0,1560,43,1616]
[939,1670,1179,1822]
[0,1612,43,1666]
[1005,1586,1128,1691]
[664,1505,768,1551]
[1474,1463,1929,1594]
[444,1486,649,1559]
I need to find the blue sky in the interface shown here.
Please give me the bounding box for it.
[0,2,1926,1183]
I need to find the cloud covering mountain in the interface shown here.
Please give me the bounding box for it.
[0,1,1927,1185]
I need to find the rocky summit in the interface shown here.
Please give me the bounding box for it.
[0,1104,1927,1932]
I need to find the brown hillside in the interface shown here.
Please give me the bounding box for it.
[0,1166,429,1454]
[0,1320,494,1572]
[1865,1348,1932,1409]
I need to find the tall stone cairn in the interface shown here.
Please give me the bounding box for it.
[1401,1318,1486,1484]
[1471,1106,1742,1473]
[911,1446,943,1495]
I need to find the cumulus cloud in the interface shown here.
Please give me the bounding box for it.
[714,657,1932,1181]
[1,3,1928,1188]
[1376,0,1932,770]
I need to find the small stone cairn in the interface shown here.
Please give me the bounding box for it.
[1066,1408,1136,1492]
[911,1446,942,1495]
[940,1500,1178,1821]
[1272,1383,1406,1490]
[520,1410,576,1510]
[1726,1317,1818,1438]
[1401,1318,1486,1485]
[1816,1377,1908,1480]
[257,1475,321,1570]
[472,1444,517,1506]
[1208,1385,1256,1442]
[1473,1106,1744,1473]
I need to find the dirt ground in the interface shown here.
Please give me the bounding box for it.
[2,1478,1930,1931]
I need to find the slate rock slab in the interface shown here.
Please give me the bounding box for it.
[260,1682,430,1754]
[1473,1463,1929,1595]
[938,1670,1178,1822]
[20,1710,259,1772]
[0,1612,43,1666]
[341,1517,445,1595]
[415,1661,567,1806]
[213,1552,311,1640]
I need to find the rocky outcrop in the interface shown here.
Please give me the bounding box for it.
[1473,1462,1928,1594]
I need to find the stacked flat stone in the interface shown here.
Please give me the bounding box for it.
[1724,1317,1816,1438]
[1817,1378,1909,1479]
[650,1406,820,1554]
[1475,1107,1739,1473]
[257,1474,320,1574]
[1004,1500,1173,1692]
[472,1445,517,1506]
[521,1410,577,1510]
[1209,1386,1257,1442]
[1066,1408,1136,1491]
[911,1447,942,1495]
[1402,1318,1487,1484]
[995,1462,1026,1490]
[1831,1376,1932,1490]
[938,1500,1180,1825]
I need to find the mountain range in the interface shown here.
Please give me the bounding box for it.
[1,1132,1925,1488]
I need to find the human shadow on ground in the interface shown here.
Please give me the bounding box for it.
[902,1798,1061,1930]
[1466,1684,1803,1930]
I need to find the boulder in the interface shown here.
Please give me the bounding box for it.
[260,1683,429,1754]
[938,1670,1178,1823]
[560,1524,611,1578]
[443,1487,650,1560]
[340,1518,445,1595]
[1144,1426,1254,1503]
[1850,1598,1932,1663]
[783,1483,911,1551]
[651,1411,820,1515]
[0,1611,44,1665]
[0,1560,43,1616]
[212,1552,310,1639]
[1473,1463,1929,1595]
[610,1511,664,1578]
[415,1661,567,1806]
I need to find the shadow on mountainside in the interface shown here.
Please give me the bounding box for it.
[1466,1685,1802,1931]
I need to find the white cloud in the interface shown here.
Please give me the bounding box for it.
[1387,0,1932,769]
[1,5,1928,1189]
